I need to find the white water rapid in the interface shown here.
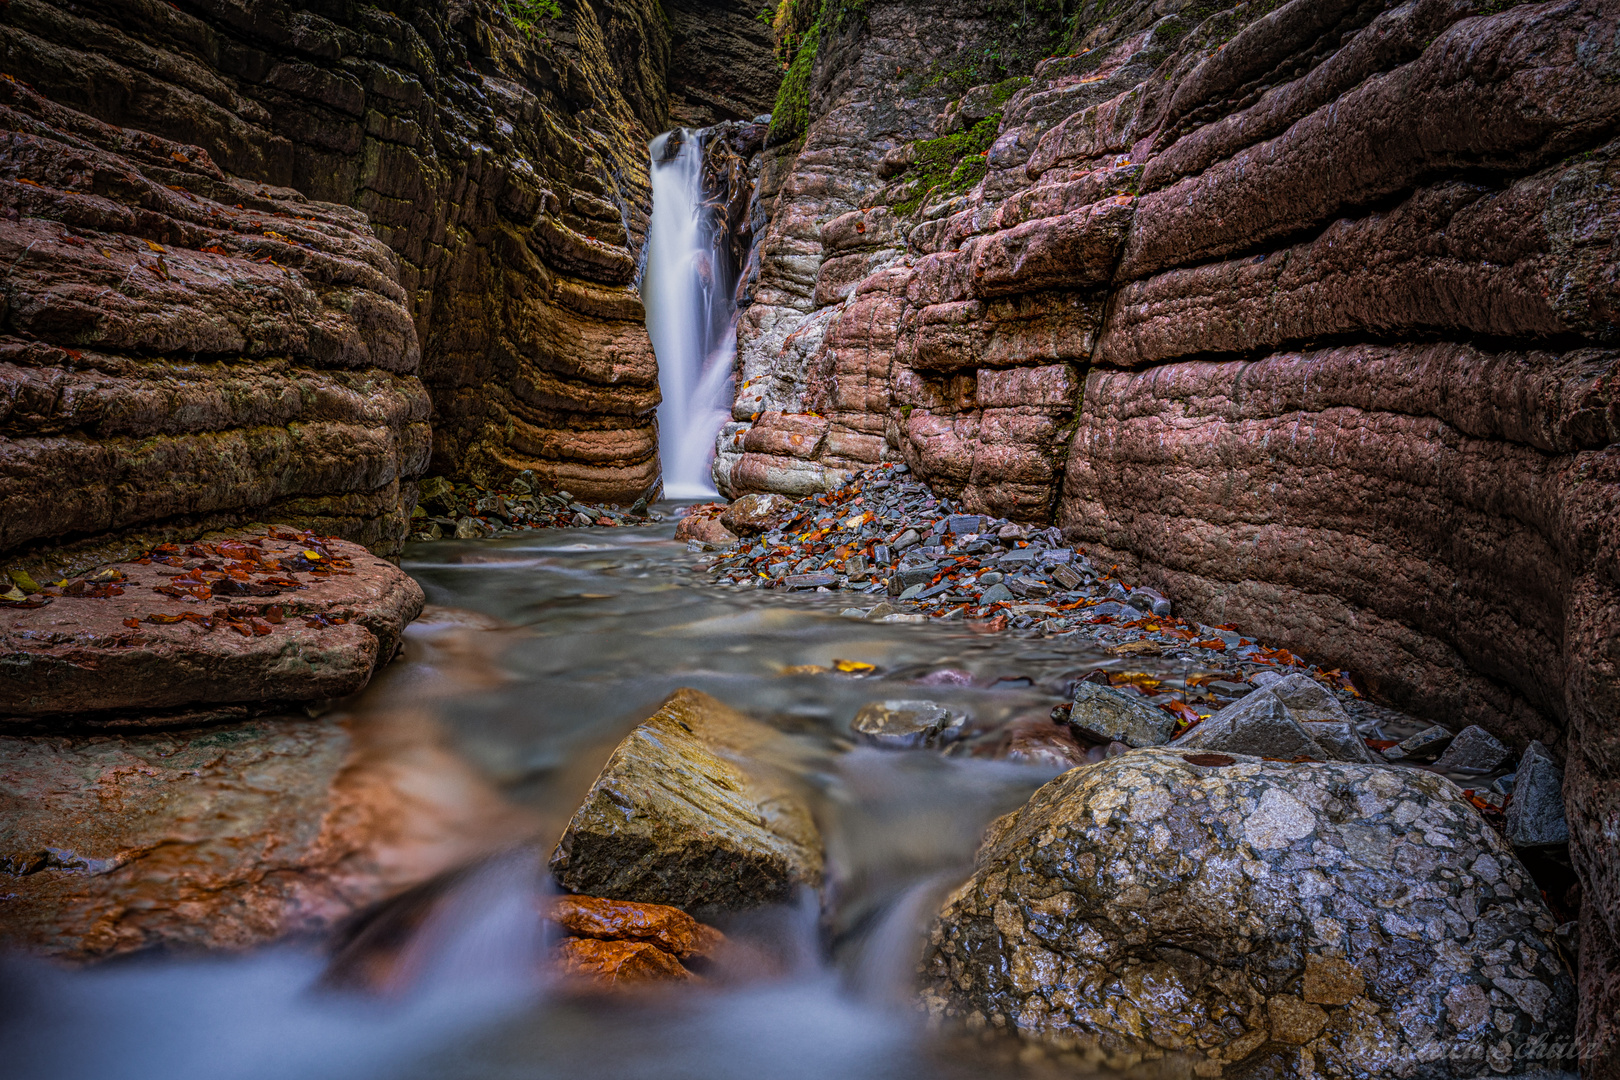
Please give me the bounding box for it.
[644,128,739,499]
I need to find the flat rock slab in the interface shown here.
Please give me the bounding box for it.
[549,688,823,916]
[0,529,424,721]
[921,749,1576,1073]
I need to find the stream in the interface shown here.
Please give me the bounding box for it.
[1,513,1204,1080]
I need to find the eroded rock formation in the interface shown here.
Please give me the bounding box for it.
[1,0,784,577]
[727,0,1619,1065]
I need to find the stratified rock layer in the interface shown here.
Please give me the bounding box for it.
[733,1,1620,1055]
[921,750,1576,1076]
[0,0,681,507]
[549,688,823,915]
[0,74,428,560]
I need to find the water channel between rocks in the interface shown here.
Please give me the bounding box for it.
[6,495,1566,1080]
[4,511,1232,1080]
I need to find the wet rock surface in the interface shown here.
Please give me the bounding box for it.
[851,699,967,749]
[920,749,1578,1076]
[549,688,823,916]
[0,703,528,960]
[1,529,423,720]
[548,894,725,989]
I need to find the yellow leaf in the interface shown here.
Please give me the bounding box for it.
[833,659,876,673]
[144,239,166,253]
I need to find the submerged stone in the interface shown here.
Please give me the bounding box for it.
[850,699,966,749]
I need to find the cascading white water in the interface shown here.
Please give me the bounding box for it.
[645,128,738,499]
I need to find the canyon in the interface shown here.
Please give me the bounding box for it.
[0,0,1616,1076]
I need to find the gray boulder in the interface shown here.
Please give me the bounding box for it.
[1068,681,1177,748]
[920,749,1576,1075]
[1506,741,1570,849]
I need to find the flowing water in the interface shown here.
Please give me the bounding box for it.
[645,129,740,499]
[1,516,1204,1080]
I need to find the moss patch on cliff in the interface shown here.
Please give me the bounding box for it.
[766,0,868,144]
[892,115,1002,216]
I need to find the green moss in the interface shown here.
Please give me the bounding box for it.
[499,0,561,39]
[892,115,1002,217]
[769,15,820,144]
[767,0,871,145]
[988,75,1033,107]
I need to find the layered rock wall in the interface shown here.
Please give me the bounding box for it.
[0,0,680,572]
[730,0,1620,1066]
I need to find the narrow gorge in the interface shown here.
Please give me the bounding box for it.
[0,1,1615,1078]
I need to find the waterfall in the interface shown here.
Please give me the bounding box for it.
[645,128,740,500]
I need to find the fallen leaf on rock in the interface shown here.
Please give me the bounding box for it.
[1183,753,1236,767]
[122,618,140,629]
[1163,701,1202,725]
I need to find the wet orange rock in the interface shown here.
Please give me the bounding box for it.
[555,937,694,986]
[548,894,725,959]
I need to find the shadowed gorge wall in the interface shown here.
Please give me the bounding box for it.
[724,0,1620,1068]
[0,0,776,573]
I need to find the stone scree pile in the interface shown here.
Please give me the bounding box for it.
[696,463,1356,710]
[410,473,666,541]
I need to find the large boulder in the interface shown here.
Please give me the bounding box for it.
[549,689,823,915]
[0,530,423,722]
[920,749,1575,1076]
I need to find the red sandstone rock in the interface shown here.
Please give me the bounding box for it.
[0,530,423,719]
[547,894,724,959]
[555,936,693,986]
[674,512,738,546]
[0,77,428,557]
